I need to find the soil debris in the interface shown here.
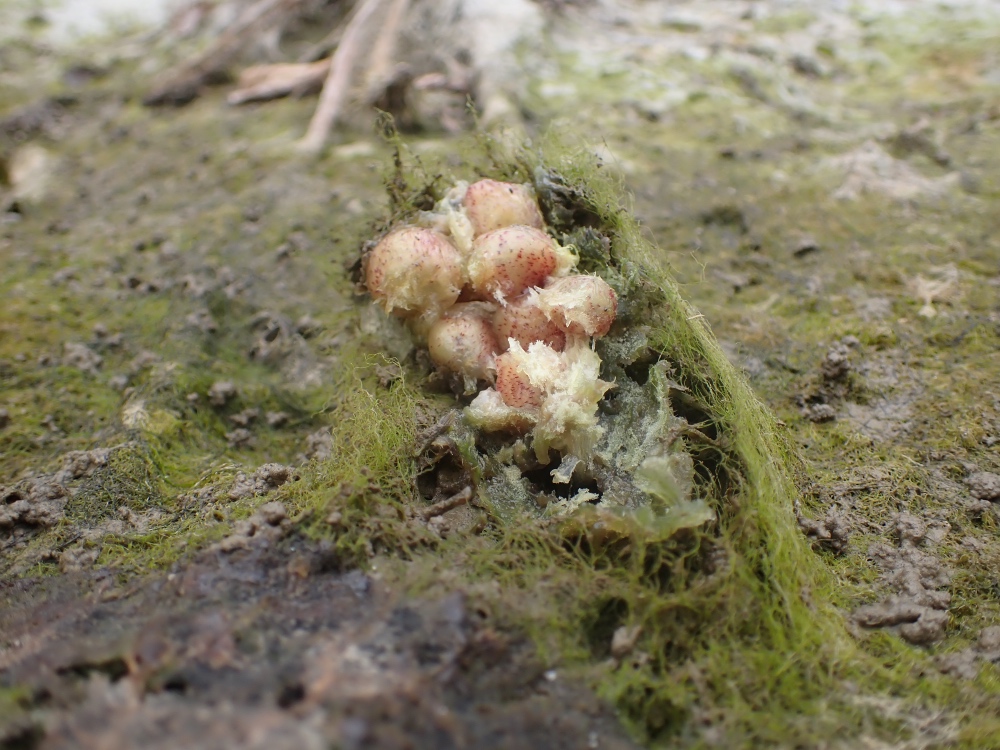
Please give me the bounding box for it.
[796,504,850,553]
[301,428,333,463]
[966,471,1000,502]
[228,463,299,501]
[0,534,639,749]
[804,402,837,423]
[229,408,260,428]
[821,342,852,382]
[214,500,289,552]
[826,141,960,201]
[208,380,238,407]
[62,342,103,375]
[790,235,820,258]
[937,626,1000,680]
[59,545,100,573]
[0,478,69,533]
[0,96,73,142]
[853,513,952,645]
[225,427,254,449]
[266,411,290,428]
[58,448,111,482]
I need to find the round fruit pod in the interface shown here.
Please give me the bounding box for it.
[462,178,545,236]
[467,225,575,302]
[426,303,501,388]
[364,226,465,317]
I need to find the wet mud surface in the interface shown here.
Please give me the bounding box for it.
[2,533,637,750]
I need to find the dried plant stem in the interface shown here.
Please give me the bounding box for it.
[364,0,412,102]
[298,0,385,153]
[417,487,472,521]
[227,59,332,105]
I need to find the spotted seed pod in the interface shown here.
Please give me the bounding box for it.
[495,350,544,408]
[492,292,566,352]
[427,304,500,386]
[468,226,574,302]
[462,179,545,236]
[365,227,465,317]
[536,274,617,338]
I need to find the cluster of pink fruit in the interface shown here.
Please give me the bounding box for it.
[363,178,619,460]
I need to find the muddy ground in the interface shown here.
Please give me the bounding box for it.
[1,0,1000,748]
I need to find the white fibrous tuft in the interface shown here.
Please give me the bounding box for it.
[534,275,618,338]
[465,388,536,434]
[470,341,613,461]
[432,180,475,258]
[492,292,566,352]
[530,343,614,461]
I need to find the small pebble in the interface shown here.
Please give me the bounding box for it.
[208,380,237,407]
[266,411,290,428]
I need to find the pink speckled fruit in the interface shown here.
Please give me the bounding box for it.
[462,179,544,236]
[426,304,501,383]
[537,275,618,338]
[495,351,544,408]
[492,292,566,352]
[468,226,563,302]
[365,227,464,317]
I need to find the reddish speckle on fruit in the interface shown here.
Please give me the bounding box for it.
[492,292,566,351]
[495,351,544,408]
[468,226,563,302]
[365,227,465,317]
[537,275,618,338]
[427,304,500,385]
[462,179,544,236]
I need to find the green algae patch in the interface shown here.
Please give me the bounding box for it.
[278,353,450,568]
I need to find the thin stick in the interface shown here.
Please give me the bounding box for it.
[297,22,346,63]
[227,59,332,105]
[418,487,472,521]
[298,0,385,153]
[364,0,412,103]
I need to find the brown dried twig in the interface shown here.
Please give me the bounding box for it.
[227,59,332,105]
[363,0,412,103]
[417,487,472,521]
[298,0,385,152]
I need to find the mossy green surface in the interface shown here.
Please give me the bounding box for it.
[2,2,1000,746]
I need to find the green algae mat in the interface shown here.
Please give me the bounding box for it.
[3,2,1000,737]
